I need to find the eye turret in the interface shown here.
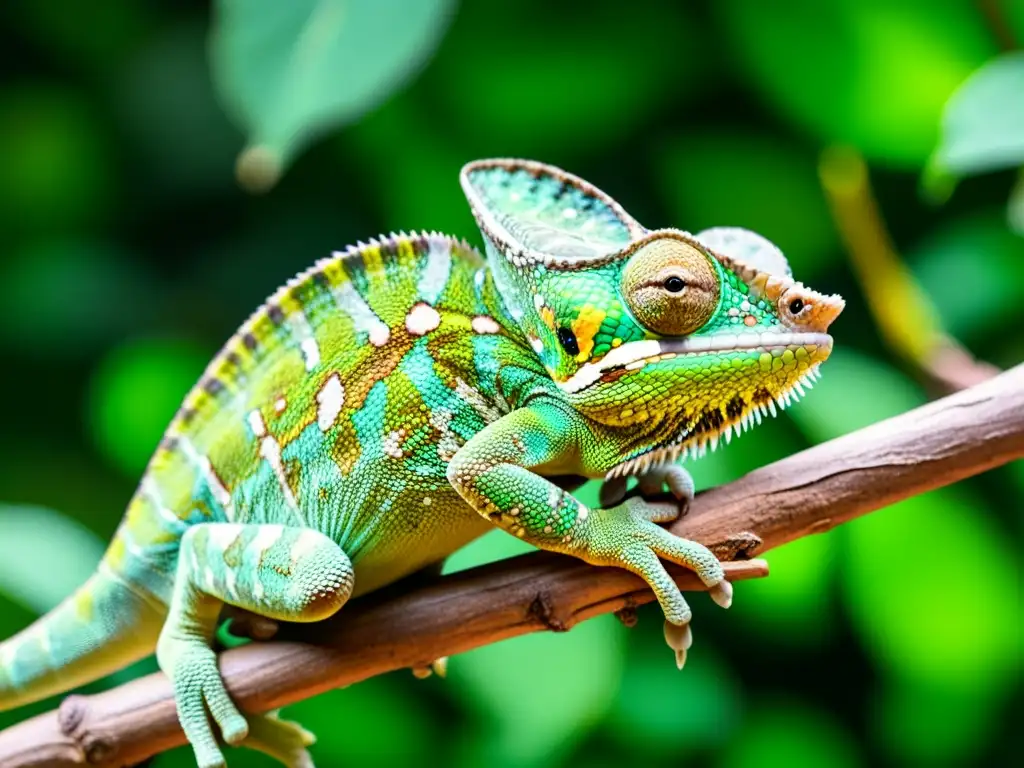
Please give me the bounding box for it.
[621,237,720,336]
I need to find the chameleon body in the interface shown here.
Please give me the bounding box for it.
[0,159,843,767]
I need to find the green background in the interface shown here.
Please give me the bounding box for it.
[0,1,1021,766]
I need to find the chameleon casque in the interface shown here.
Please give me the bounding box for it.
[0,159,843,767]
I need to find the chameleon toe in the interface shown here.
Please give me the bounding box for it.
[709,580,734,609]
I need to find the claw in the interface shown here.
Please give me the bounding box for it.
[663,620,693,670]
[431,656,449,678]
[709,579,733,609]
[412,656,449,679]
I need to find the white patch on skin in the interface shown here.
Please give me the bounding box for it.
[454,378,506,421]
[533,294,545,310]
[140,477,187,531]
[260,436,301,514]
[34,626,53,661]
[204,567,216,591]
[290,529,322,564]
[206,525,240,552]
[383,429,406,458]
[223,568,237,599]
[247,409,267,438]
[557,332,832,394]
[529,336,545,355]
[563,208,577,219]
[178,436,235,521]
[253,577,264,601]
[421,237,452,304]
[274,397,287,413]
[471,315,501,334]
[422,497,432,506]
[405,303,441,336]
[547,485,561,511]
[300,337,321,370]
[250,525,285,557]
[430,408,461,461]
[330,275,390,347]
[316,374,345,431]
[286,310,320,371]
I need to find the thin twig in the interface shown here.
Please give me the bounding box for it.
[818,145,1001,394]
[1,365,1022,768]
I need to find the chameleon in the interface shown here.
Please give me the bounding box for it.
[0,158,843,767]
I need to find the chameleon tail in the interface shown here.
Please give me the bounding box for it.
[0,567,165,711]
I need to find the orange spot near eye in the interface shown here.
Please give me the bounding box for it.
[540,306,556,330]
[744,315,757,326]
[571,305,606,362]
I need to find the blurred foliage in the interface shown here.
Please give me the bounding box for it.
[0,1,1021,767]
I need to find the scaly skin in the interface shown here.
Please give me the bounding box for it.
[0,158,843,767]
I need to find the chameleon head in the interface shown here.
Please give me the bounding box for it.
[554,229,844,474]
[460,158,844,474]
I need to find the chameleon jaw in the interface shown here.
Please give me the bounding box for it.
[557,331,834,395]
[604,362,824,480]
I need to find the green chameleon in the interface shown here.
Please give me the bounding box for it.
[0,159,843,767]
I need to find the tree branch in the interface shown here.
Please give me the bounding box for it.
[2,364,1022,768]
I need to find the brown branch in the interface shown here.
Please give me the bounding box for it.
[2,365,1023,767]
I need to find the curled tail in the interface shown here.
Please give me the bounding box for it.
[0,567,165,711]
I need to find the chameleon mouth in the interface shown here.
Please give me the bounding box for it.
[604,361,824,479]
[558,332,833,395]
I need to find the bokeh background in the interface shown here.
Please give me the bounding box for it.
[1,1,1021,766]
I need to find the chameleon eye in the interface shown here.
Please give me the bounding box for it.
[557,326,580,356]
[663,276,686,293]
[622,237,720,337]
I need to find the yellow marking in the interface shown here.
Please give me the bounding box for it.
[362,244,384,278]
[571,304,606,362]
[74,589,94,622]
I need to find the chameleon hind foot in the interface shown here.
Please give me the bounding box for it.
[241,710,316,768]
[160,640,249,768]
[159,523,354,767]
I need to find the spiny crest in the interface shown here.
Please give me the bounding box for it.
[160,230,482,443]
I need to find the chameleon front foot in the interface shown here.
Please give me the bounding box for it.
[242,709,316,768]
[584,496,730,667]
[411,656,449,679]
[599,463,696,509]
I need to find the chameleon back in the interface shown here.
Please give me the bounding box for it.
[0,231,542,711]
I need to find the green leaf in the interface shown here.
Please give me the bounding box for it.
[658,131,839,277]
[719,699,861,768]
[86,337,211,478]
[451,614,626,767]
[0,239,154,359]
[908,210,1024,340]
[931,51,1024,178]
[609,645,741,756]
[842,489,1021,692]
[717,0,995,168]
[1009,169,1024,236]
[871,677,1008,765]
[209,0,457,191]
[0,505,105,615]
[0,86,113,232]
[425,1,701,162]
[729,529,839,645]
